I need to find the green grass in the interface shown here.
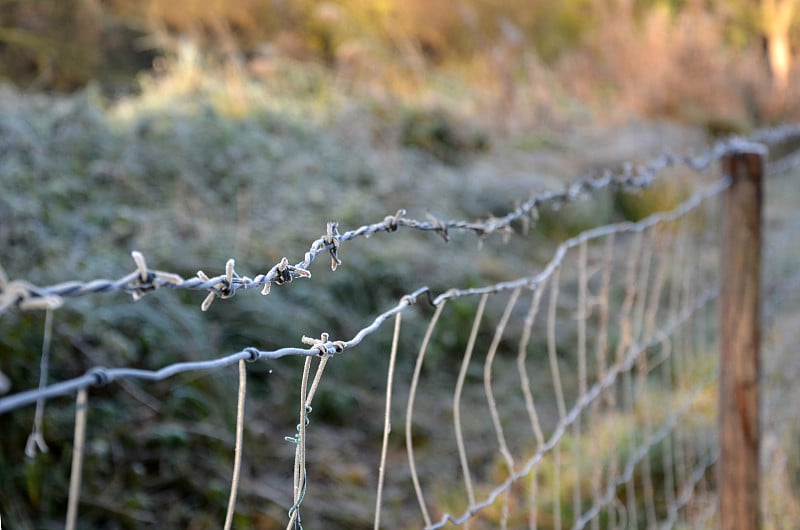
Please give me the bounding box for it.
[0,58,777,528]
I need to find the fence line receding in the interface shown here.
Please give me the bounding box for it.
[1,127,799,529]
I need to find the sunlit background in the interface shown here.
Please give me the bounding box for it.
[1,1,799,529]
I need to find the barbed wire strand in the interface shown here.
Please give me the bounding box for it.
[65,387,88,530]
[223,359,246,530]
[749,123,800,144]
[373,311,402,530]
[0,173,727,418]
[0,125,794,530]
[0,138,772,317]
[430,175,729,305]
[0,175,730,529]
[767,148,800,176]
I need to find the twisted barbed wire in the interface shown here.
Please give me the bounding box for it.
[0,168,727,416]
[0,171,729,528]
[1,132,791,315]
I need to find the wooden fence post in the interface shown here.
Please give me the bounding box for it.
[719,145,764,530]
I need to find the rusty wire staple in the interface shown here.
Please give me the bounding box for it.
[0,134,785,314]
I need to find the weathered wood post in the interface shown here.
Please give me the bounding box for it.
[719,142,765,530]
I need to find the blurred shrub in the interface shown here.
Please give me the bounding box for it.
[400,108,489,165]
[536,190,617,240]
[0,1,153,90]
[2,0,791,131]
[614,172,692,222]
[0,83,384,527]
[558,1,800,126]
[0,79,509,528]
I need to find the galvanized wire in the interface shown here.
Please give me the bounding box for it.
[0,286,429,414]
[0,133,787,315]
[0,168,727,417]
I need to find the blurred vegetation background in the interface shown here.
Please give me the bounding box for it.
[1,0,800,528]
[1,0,799,124]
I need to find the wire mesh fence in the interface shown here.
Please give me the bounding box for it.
[1,126,800,529]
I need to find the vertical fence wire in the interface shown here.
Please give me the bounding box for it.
[223,359,247,530]
[546,266,565,530]
[592,233,614,530]
[454,293,489,529]
[484,287,522,529]
[374,312,402,530]
[517,285,546,530]
[407,301,446,527]
[65,388,88,530]
[573,240,588,526]
[25,308,53,458]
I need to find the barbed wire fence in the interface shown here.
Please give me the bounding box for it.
[1,125,800,529]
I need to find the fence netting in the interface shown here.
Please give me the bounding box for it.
[2,127,800,529]
[370,178,723,530]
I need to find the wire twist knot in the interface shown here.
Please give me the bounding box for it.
[87,367,110,387]
[325,221,342,271]
[301,332,345,356]
[384,209,406,232]
[0,265,62,312]
[129,251,160,301]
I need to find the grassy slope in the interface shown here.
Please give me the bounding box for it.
[0,71,796,529]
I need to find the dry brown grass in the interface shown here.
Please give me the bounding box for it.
[558,2,800,128]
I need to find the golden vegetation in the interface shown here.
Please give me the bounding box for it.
[1,0,799,126]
